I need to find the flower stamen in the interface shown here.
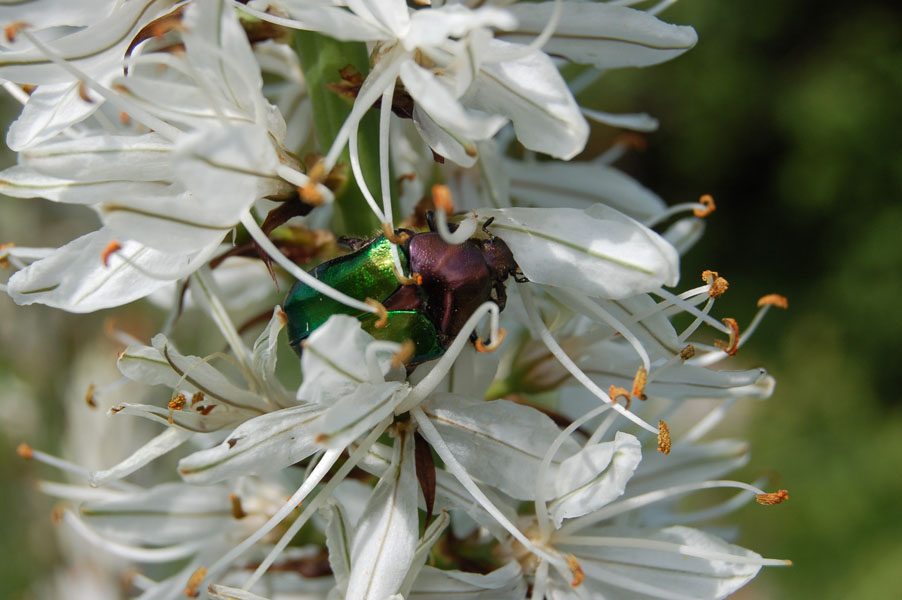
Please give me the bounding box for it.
[756,489,789,505]
[714,317,741,356]
[657,420,672,455]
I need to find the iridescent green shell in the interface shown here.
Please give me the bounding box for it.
[360,310,445,364]
[285,235,404,348]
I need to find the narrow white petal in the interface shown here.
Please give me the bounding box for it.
[467,41,588,159]
[409,563,526,599]
[505,159,667,220]
[251,308,295,408]
[89,427,192,486]
[80,482,231,545]
[501,2,698,69]
[475,205,680,299]
[314,382,404,449]
[6,228,214,312]
[411,104,478,167]
[422,394,580,500]
[550,432,642,527]
[346,430,419,600]
[177,403,324,484]
[7,81,101,150]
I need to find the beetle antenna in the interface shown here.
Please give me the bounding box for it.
[481,216,496,238]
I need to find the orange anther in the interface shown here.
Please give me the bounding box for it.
[229,494,247,519]
[392,340,416,368]
[190,392,204,407]
[702,269,728,297]
[693,194,716,218]
[382,222,411,245]
[85,384,97,408]
[631,366,648,400]
[365,298,389,329]
[679,345,695,360]
[5,22,28,43]
[16,442,33,459]
[657,420,671,455]
[101,240,121,267]
[119,111,131,125]
[0,242,14,268]
[608,385,632,410]
[756,489,789,505]
[475,328,507,353]
[567,554,584,587]
[78,81,93,103]
[615,132,647,152]
[184,567,206,598]
[432,184,455,215]
[758,294,788,309]
[168,394,187,411]
[714,317,740,356]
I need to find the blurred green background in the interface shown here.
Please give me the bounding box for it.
[1,0,901,598]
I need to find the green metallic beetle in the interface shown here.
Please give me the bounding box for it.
[284,219,519,366]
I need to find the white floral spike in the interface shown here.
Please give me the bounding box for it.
[346,428,419,600]
[476,205,680,299]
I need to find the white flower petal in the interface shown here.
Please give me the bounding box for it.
[550,431,641,527]
[298,315,390,405]
[501,2,698,69]
[5,228,212,312]
[475,205,680,299]
[89,427,192,487]
[405,5,516,50]
[421,394,579,500]
[314,382,404,449]
[411,104,477,167]
[251,308,295,408]
[568,526,762,599]
[321,500,353,588]
[466,41,588,159]
[627,439,751,499]
[80,482,230,545]
[7,81,101,150]
[177,403,324,484]
[111,402,247,433]
[347,430,419,600]
[348,0,409,39]
[505,159,667,221]
[278,1,387,41]
[0,0,177,84]
[410,563,526,600]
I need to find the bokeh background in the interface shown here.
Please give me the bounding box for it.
[1,1,900,598]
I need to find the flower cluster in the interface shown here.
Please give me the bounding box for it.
[1,1,789,599]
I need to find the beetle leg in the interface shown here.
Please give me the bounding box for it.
[337,236,369,251]
[481,216,496,239]
[492,279,508,312]
[514,270,530,283]
[425,209,458,234]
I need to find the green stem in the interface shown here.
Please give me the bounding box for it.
[293,30,384,236]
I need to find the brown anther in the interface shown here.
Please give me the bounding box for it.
[299,161,326,205]
[693,194,716,218]
[475,328,507,353]
[756,489,789,505]
[196,405,215,416]
[657,420,671,455]
[110,405,124,413]
[365,298,389,329]
[229,493,247,519]
[392,340,416,368]
[0,242,14,268]
[101,240,121,267]
[679,345,696,360]
[382,222,411,245]
[397,172,416,195]
[51,504,65,525]
[119,111,131,125]
[702,269,728,297]
[463,144,478,158]
[168,393,187,411]
[276,307,289,325]
[567,554,584,587]
[714,317,740,356]
[16,442,33,459]
[432,184,455,216]
[77,81,93,103]
[21,84,35,95]
[314,433,328,444]
[85,384,97,408]
[758,294,789,309]
[184,567,206,598]
[615,132,647,152]
[190,391,205,408]
[5,22,28,43]
[631,366,648,400]
[608,385,632,410]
